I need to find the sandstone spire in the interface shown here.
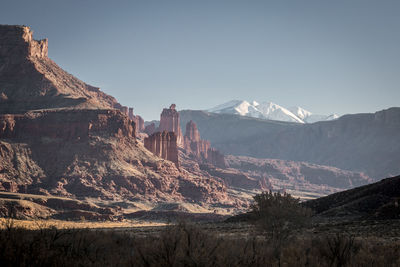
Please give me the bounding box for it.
[144,131,179,168]
[158,104,183,146]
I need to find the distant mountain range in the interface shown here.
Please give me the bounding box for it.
[207,100,339,123]
[180,107,400,180]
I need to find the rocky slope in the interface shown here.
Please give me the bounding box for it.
[180,108,400,179]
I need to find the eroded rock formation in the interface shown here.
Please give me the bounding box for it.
[158,104,183,146]
[183,120,226,168]
[184,120,211,160]
[144,131,179,168]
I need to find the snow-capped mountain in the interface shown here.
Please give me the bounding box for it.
[288,106,339,123]
[207,100,338,123]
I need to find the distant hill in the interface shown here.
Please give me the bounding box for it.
[304,175,400,219]
[180,108,400,180]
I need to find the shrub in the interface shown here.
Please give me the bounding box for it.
[251,191,312,234]
[250,191,313,265]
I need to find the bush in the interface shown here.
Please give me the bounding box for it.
[251,191,312,234]
[250,191,313,265]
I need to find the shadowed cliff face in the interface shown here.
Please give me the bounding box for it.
[180,108,400,180]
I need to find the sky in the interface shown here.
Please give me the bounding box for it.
[1,0,400,120]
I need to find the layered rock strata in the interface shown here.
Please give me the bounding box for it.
[0,109,135,140]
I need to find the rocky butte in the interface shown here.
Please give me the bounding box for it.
[144,105,227,169]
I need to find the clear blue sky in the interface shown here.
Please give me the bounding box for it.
[1,0,399,120]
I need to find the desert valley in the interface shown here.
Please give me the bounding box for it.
[0,19,399,266]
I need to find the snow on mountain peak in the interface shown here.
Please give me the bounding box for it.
[206,100,338,123]
[288,106,312,120]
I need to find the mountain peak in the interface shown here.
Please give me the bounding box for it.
[207,100,338,123]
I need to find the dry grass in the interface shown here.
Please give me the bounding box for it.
[0,218,166,230]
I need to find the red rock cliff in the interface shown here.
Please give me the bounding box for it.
[144,131,179,168]
[0,109,136,141]
[158,104,183,146]
[0,25,122,114]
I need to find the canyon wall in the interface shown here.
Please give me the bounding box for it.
[0,109,136,141]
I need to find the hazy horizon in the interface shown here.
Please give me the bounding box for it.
[1,0,399,120]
